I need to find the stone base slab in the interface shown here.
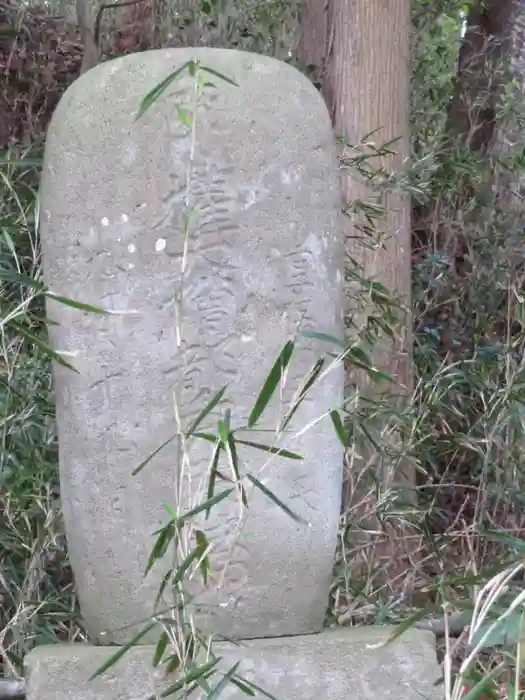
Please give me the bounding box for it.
[25,627,442,700]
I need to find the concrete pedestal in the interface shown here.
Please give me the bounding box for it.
[25,627,442,700]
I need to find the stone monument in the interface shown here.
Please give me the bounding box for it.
[38,46,344,645]
[24,48,441,699]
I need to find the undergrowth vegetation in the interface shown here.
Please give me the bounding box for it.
[2,0,525,697]
[0,149,86,675]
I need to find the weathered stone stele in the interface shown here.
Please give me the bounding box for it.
[40,48,344,644]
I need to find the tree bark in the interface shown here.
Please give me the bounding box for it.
[416,0,525,302]
[298,0,415,591]
[447,0,525,207]
[77,0,101,74]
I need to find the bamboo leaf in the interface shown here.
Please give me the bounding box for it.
[195,530,210,584]
[344,345,393,383]
[232,675,280,700]
[298,330,346,348]
[471,610,525,649]
[201,65,239,86]
[225,432,242,482]
[280,358,325,431]
[330,410,348,447]
[460,667,503,700]
[186,386,228,436]
[376,608,433,647]
[187,59,198,76]
[235,439,302,461]
[151,659,221,699]
[480,529,525,553]
[154,568,173,609]
[132,435,177,476]
[245,473,307,525]
[248,340,294,428]
[162,502,179,521]
[89,623,156,679]
[163,650,181,679]
[218,409,231,443]
[0,156,43,167]
[135,62,192,120]
[153,631,169,667]
[229,676,256,696]
[189,431,220,444]
[45,292,113,314]
[179,488,235,525]
[2,229,16,256]
[10,320,79,373]
[171,545,203,586]
[175,104,192,128]
[206,662,241,699]
[145,520,176,574]
[206,440,223,517]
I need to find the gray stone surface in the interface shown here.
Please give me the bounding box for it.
[25,627,442,700]
[39,48,344,644]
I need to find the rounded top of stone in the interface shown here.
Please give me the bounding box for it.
[53,47,326,127]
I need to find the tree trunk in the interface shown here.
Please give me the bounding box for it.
[298,0,415,594]
[447,0,523,142]
[77,0,101,74]
[417,0,525,327]
[447,0,525,207]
